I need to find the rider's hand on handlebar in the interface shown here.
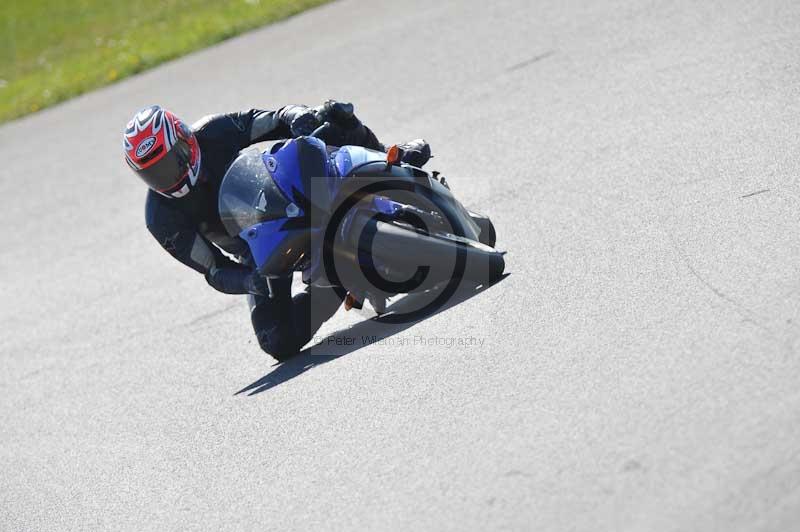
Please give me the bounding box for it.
[314,99,358,129]
[289,111,321,137]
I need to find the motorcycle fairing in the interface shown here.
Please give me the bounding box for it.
[266,136,335,215]
[218,140,330,276]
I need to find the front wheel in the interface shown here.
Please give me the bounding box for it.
[349,217,506,292]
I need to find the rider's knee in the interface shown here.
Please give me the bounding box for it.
[254,328,298,361]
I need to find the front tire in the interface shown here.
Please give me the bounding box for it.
[362,219,506,288]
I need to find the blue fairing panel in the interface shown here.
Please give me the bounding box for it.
[264,137,333,212]
[240,219,317,276]
[373,196,402,216]
[334,146,387,177]
[239,220,291,272]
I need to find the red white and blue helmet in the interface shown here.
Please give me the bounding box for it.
[124,105,201,198]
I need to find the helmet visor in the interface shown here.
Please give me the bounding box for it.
[137,138,191,193]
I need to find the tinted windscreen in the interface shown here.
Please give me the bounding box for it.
[218,148,291,237]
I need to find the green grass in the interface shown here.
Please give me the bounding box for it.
[0,0,331,123]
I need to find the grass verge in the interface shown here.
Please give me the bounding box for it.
[0,0,331,123]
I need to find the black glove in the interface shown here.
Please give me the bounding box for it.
[311,99,385,149]
[289,112,319,137]
[277,105,320,137]
[314,100,359,130]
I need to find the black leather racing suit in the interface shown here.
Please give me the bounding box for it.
[145,105,385,359]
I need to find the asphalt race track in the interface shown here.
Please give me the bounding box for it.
[2,0,800,529]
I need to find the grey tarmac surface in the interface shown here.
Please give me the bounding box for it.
[2,0,800,530]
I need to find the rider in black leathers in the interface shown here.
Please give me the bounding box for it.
[127,101,430,359]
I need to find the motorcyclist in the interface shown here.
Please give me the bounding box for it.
[123,100,431,360]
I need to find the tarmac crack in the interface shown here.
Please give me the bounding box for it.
[506,50,556,72]
[740,188,770,199]
[668,232,771,333]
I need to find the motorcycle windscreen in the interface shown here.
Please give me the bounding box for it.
[218,147,291,237]
[333,145,388,177]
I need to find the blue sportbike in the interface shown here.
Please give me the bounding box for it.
[218,125,505,315]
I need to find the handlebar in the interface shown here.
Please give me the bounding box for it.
[309,122,332,139]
